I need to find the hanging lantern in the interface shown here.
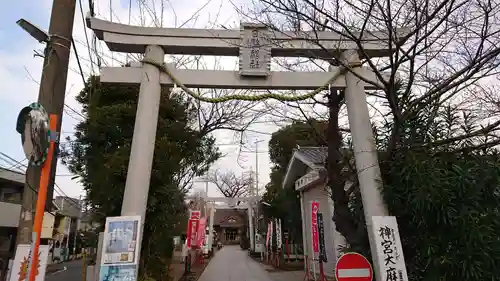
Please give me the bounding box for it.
[16,102,50,166]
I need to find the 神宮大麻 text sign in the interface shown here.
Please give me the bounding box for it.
[371,216,408,281]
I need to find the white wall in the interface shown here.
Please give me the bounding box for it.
[301,182,347,277]
[0,202,21,227]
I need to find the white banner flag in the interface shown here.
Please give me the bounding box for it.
[275,218,282,249]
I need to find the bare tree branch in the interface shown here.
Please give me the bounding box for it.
[206,170,254,198]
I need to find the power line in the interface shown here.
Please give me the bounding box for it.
[0,152,82,209]
[78,0,95,74]
[0,153,26,173]
[64,104,85,119]
[5,157,28,171]
[71,37,87,86]
[53,182,83,209]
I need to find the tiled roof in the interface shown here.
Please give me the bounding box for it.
[295,147,328,166]
[282,146,329,189]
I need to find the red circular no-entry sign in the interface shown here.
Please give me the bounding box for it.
[335,252,373,281]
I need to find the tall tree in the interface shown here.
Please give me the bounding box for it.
[61,76,220,281]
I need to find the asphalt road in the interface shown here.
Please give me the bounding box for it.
[46,260,85,281]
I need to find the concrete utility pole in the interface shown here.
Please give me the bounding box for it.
[16,0,76,246]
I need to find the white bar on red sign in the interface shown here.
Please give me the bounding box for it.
[337,268,371,278]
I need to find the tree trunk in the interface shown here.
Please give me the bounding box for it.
[326,89,365,252]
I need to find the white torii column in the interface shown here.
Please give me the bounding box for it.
[207,203,215,254]
[248,204,255,251]
[338,50,389,277]
[121,45,164,241]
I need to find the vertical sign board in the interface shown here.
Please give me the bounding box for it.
[101,216,141,264]
[99,216,141,281]
[196,217,207,248]
[275,218,282,250]
[265,222,272,248]
[269,219,274,248]
[311,201,320,253]
[336,253,373,281]
[190,210,201,220]
[239,23,271,77]
[64,216,72,235]
[371,216,408,281]
[316,213,327,262]
[186,210,201,249]
[9,245,49,281]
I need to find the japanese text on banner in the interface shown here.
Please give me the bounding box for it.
[265,222,271,248]
[311,201,320,253]
[196,217,207,248]
[275,219,282,249]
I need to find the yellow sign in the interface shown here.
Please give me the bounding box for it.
[17,255,40,281]
[9,245,49,281]
[41,212,55,239]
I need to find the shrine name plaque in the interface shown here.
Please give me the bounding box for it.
[239,23,271,77]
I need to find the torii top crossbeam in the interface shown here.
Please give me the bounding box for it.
[85,17,408,90]
[86,17,407,58]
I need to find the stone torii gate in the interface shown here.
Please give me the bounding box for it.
[86,16,407,276]
[185,195,261,251]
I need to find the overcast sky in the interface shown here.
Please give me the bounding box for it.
[0,0,278,199]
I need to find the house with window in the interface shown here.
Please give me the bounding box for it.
[0,168,56,277]
[0,168,89,264]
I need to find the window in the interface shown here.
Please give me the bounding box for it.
[0,185,22,204]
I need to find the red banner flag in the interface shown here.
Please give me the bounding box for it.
[187,218,199,249]
[265,221,272,248]
[311,201,320,253]
[196,217,207,247]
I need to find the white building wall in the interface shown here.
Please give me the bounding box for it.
[301,184,337,277]
[300,181,349,278]
[0,202,21,227]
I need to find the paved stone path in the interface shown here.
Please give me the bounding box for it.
[198,246,277,281]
